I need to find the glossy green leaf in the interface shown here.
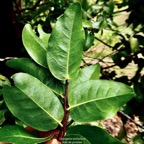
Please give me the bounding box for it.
[70,64,100,88]
[80,0,90,11]
[47,2,85,80]
[104,1,114,15]
[68,80,134,122]
[84,30,94,51]
[0,74,11,87]
[3,73,64,131]
[63,134,90,144]
[129,36,139,53]
[37,24,50,43]
[0,125,51,144]
[0,110,5,125]
[82,19,93,28]
[67,125,123,144]
[22,24,47,68]
[6,58,64,95]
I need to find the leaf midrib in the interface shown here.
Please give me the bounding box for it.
[16,86,63,127]
[68,92,133,110]
[66,12,77,80]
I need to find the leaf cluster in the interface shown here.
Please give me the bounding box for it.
[1,0,144,143]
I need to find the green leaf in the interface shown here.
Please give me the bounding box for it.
[134,82,144,102]
[22,24,47,68]
[47,2,85,80]
[68,80,134,122]
[0,74,11,87]
[6,58,64,95]
[37,24,50,43]
[0,110,5,126]
[63,134,90,144]
[70,64,100,88]
[82,19,93,28]
[133,134,144,144]
[84,30,94,51]
[129,36,139,53]
[3,73,64,131]
[67,125,123,144]
[0,125,51,144]
[80,0,90,11]
[106,1,114,14]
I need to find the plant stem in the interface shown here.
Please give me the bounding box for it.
[58,80,69,142]
[95,36,114,48]
[118,110,144,129]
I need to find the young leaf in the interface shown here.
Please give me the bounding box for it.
[22,24,48,68]
[3,73,64,131]
[63,134,90,144]
[6,58,64,95]
[0,125,51,144]
[37,24,50,43]
[70,64,100,88]
[47,2,85,80]
[67,125,123,144]
[0,74,11,87]
[68,80,134,122]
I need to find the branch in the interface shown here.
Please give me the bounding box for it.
[95,36,114,48]
[82,54,117,69]
[58,80,69,142]
[102,64,117,69]
[113,8,129,14]
[118,110,144,130]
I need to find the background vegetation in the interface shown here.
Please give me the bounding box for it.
[0,0,144,143]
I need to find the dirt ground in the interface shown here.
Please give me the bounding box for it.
[100,114,144,144]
